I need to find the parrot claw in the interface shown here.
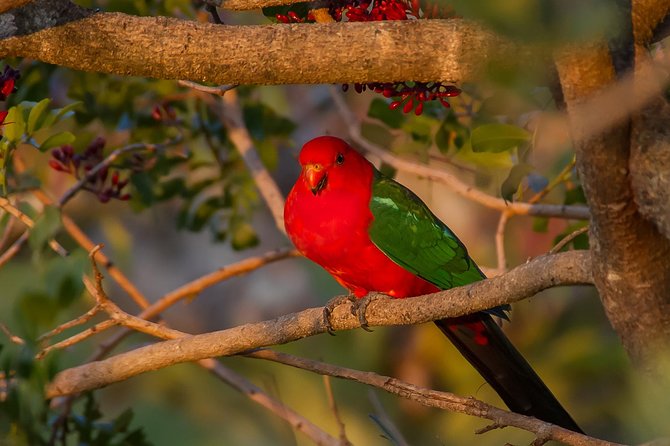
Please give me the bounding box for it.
[353,292,388,332]
[322,293,357,335]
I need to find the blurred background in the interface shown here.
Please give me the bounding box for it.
[1,0,668,444]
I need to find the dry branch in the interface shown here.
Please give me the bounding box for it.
[46,249,592,397]
[76,246,341,446]
[219,90,287,233]
[247,349,622,446]
[0,14,518,85]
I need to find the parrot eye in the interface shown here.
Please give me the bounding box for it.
[336,153,344,165]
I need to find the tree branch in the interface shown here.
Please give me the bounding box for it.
[246,349,622,446]
[556,39,670,380]
[46,250,592,398]
[219,90,287,233]
[0,13,519,85]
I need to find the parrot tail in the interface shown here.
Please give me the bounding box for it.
[435,314,583,433]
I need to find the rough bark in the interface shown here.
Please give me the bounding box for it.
[0,8,522,85]
[630,98,670,240]
[0,0,91,38]
[0,0,33,14]
[556,34,670,379]
[46,250,591,398]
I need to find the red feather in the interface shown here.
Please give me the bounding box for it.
[284,136,437,298]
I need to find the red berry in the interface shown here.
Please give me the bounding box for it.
[414,102,424,115]
[49,160,64,171]
[402,98,414,113]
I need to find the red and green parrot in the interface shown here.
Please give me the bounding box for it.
[284,136,582,432]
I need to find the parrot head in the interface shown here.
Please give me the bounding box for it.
[298,136,368,195]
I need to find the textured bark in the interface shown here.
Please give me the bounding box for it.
[0,0,91,38]
[630,98,670,240]
[556,37,670,379]
[0,0,33,14]
[0,11,521,85]
[46,250,591,398]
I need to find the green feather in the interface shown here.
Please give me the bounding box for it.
[368,169,485,290]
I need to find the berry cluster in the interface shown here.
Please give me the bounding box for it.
[344,81,461,115]
[49,137,131,203]
[275,0,460,115]
[0,65,20,127]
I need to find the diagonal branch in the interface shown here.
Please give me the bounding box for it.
[219,89,287,233]
[246,349,621,446]
[46,249,592,398]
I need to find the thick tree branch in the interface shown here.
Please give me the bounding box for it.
[0,13,519,85]
[555,37,670,378]
[46,250,592,398]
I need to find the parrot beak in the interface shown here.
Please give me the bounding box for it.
[304,164,328,195]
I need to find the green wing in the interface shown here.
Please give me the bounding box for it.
[368,170,485,289]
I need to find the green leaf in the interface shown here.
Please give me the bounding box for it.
[231,221,259,250]
[361,122,393,148]
[532,217,549,233]
[368,98,405,129]
[500,163,533,202]
[187,197,221,232]
[41,101,83,129]
[26,98,52,135]
[470,123,530,153]
[242,102,296,140]
[434,123,450,153]
[38,131,75,152]
[453,141,513,170]
[114,408,134,432]
[3,106,26,142]
[564,186,586,205]
[28,206,62,252]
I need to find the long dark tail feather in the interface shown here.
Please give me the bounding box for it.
[435,314,583,433]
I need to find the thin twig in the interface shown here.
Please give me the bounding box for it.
[328,86,590,220]
[38,247,298,359]
[0,323,25,345]
[37,320,117,360]
[368,390,410,446]
[495,211,510,274]
[323,375,351,446]
[177,80,236,96]
[0,229,28,268]
[550,226,589,254]
[77,248,340,446]
[245,349,620,446]
[219,90,287,233]
[528,157,576,205]
[38,305,104,344]
[0,196,68,257]
[57,136,182,208]
[0,214,16,251]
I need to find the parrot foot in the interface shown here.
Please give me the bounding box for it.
[323,293,357,336]
[352,292,389,332]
